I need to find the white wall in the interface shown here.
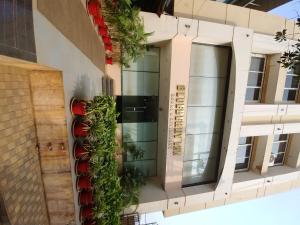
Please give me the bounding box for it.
[33,10,104,225]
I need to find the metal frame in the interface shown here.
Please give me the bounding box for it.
[245,54,267,103]
[271,134,289,166]
[235,137,254,172]
[282,70,300,103]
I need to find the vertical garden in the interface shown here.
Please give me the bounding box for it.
[72,96,145,225]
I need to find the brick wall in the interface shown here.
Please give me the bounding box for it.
[0,65,49,225]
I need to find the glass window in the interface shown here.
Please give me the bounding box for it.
[270,134,289,166]
[121,47,160,177]
[183,44,231,186]
[235,137,253,172]
[245,56,266,102]
[282,66,299,102]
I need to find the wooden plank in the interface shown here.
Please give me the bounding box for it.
[43,173,75,225]
[39,150,71,174]
[30,71,63,88]
[34,109,66,126]
[31,88,65,107]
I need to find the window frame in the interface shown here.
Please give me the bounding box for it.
[235,137,254,172]
[245,54,267,103]
[282,71,300,103]
[270,134,289,167]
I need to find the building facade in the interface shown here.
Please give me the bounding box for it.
[0,0,300,224]
[110,0,300,217]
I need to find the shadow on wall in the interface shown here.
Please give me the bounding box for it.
[73,73,100,100]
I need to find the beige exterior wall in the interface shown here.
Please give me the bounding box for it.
[173,0,298,39]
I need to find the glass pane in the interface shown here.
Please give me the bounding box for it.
[123,123,157,142]
[288,64,300,75]
[188,77,225,107]
[274,134,288,142]
[143,48,160,72]
[125,141,157,161]
[182,158,217,186]
[235,158,249,170]
[124,48,159,72]
[237,146,251,158]
[184,134,219,161]
[250,57,265,72]
[245,88,260,101]
[190,44,230,77]
[283,89,297,101]
[143,72,159,96]
[124,160,156,177]
[272,142,287,154]
[274,153,285,165]
[247,72,263,86]
[122,71,143,96]
[186,107,222,134]
[239,137,252,145]
[122,71,159,96]
[284,75,299,88]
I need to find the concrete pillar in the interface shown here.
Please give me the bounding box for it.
[163,36,192,191]
[286,134,300,168]
[214,26,253,199]
[251,135,274,174]
[263,54,288,103]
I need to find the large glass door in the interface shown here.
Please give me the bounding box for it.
[182,44,231,186]
[119,47,160,177]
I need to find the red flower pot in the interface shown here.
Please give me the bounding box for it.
[75,160,90,175]
[98,27,108,37]
[102,36,111,45]
[105,44,113,52]
[77,176,92,191]
[70,98,87,116]
[83,220,95,225]
[105,57,113,65]
[80,206,93,221]
[79,191,93,205]
[73,142,89,160]
[87,0,100,17]
[94,16,105,27]
[72,120,89,138]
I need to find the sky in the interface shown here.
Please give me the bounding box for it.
[145,1,300,225]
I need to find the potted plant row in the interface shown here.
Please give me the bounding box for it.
[86,0,151,67]
[71,96,146,225]
[86,0,113,64]
[71,96,122,224]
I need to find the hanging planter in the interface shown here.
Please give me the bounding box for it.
[98,26,108,37]
[105,57,113,65]
[73,141,90,160]
[72,119,90,138]
[70,97,87,116]
[94,16,105,27]
[75,160,90,175]
[87,0,100,17]
[77,176,92,191]
[79,191,93,205]
[102,36,111,45]
[80,205,94,221]
[105,44,113,52]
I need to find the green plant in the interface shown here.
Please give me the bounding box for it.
[81,96,145,224]
[275,18,300,70]
[122,135,144,160]
[85,96,123,225]
[121,166,146,208]
[101,0,152,67]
